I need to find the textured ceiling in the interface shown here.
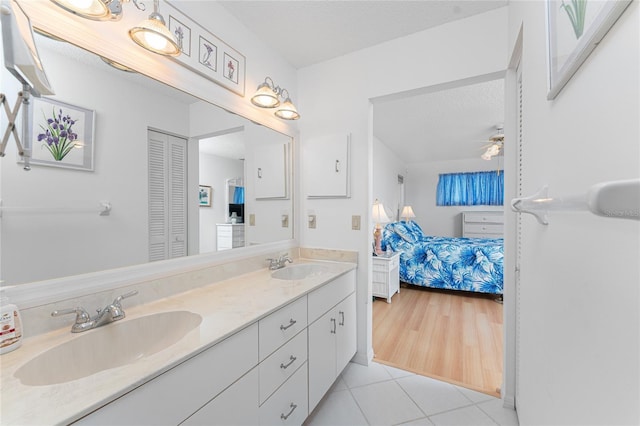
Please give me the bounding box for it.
[219,1,508,69]
[374,78,505,163]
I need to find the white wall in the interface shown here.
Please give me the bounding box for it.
[0,46,189,285]
[406,157,503,236]
[298,8,508,364]
[372,136,406,221]
[506,2,639,424]
[198,152,244,253]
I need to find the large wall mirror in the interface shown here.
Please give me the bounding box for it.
[0,32,293,286]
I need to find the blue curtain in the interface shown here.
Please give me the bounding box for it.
[436,171,503,206]
[233,186,245,204]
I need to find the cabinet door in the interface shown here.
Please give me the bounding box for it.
[254,143,287,199]
[182,367,259,426]
[308,309,337,412]
[336,292,357,374]
[305,133,350,198]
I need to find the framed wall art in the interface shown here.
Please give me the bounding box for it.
[161,1,246,96]
[27,97,95,171]
[199,185,212,207]
[546,0,632,100]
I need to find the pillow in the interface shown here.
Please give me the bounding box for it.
[393,222,417,243]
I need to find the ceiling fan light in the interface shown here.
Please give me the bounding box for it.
[251,83,280,108]
[274,98,300,120]
[50,0,112,20]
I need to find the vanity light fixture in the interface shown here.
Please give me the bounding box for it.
[251,77,300,120]
[129,0,180,56]
[50,0,144,21]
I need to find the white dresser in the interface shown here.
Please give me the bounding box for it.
[462,211,504,238]
[372,252,400,303]
[216,223,245,251]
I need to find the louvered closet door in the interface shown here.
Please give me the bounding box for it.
[148,130,187,262]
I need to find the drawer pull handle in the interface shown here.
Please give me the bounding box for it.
[280,319,297,331]
[281,403,297,420]
[339,311,345,326]
[330,318,337,334]
[280,355,297,369]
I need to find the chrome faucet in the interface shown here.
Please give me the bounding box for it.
[52,290,138,333]
[267,254,293,270]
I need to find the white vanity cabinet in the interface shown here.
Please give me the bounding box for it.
[75,323,259,426]
[73,268,356,426]
[307,270,357,411]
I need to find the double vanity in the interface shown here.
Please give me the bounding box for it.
[0,258,357,425]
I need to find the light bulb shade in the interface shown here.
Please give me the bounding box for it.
[129,14,180,56]
[372,199,391,224]
[401,206,415,221]
[275,98,300,120]
[251,83,280,108]
[481,143,502,160]
[51,0,112,20]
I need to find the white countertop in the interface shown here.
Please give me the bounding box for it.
[0,259,356,425]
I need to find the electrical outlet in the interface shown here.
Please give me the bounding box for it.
[308,214,316,229]
[249,214,255,226]
[352,215,361,230]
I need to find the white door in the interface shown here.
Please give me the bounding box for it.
[336,293,357,373]
[148,129,187,262]
[308,309,337,411]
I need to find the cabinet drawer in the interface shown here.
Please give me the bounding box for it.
[217,227,232,236]
[76,323,258,425]
[465,232,503,239]
[463,212,504,224]
[308,270,356,323]
[259,362,308,426]
[259,296,307,360]
[183,367,259,426]
[464,223,503,235]
[259,329,307,404]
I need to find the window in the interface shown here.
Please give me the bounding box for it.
[436,170,504,206]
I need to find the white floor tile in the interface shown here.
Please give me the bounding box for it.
[396,375,473,416]
[477,399,519,426]
[380,363,416,379]
[329,375,348,392]
[305,389,368,426]
[350,380,425,426]
[341,361,393,389]
[455,386,496,404]
[429,406,496,426]
[397,417,435,425]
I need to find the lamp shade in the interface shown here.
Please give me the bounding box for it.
[274,97,300,120]
[51,0,111,20]
[129,13,180,56]
[372,199,391,224]
[251,82,280,108]
[401,205,415,221]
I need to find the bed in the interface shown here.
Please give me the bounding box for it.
[380,221,503,294]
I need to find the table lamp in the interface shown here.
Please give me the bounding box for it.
[372,199,391,255]
[401,205,416,222]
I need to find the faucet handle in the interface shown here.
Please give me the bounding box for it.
[113,290,138,306]
[51,307,91,324]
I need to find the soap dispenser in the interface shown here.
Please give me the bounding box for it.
[0,291,23,354]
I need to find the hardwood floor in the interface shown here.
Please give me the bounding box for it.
[373,285,503,397]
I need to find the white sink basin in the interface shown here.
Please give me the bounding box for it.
[15,311,202,386]
[271,264,328,280]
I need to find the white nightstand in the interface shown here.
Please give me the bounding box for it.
[372,252,400,303]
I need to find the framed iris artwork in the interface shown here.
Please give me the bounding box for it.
[27,97,95,171]
[546,0,632,100]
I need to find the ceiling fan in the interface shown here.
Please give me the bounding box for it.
[480,124,504,160]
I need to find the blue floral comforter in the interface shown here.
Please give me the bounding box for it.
[381,221,503,294]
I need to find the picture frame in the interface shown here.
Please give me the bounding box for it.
[27,97,95,171]
[546,0,632,100]
[160,1,246,96]
[199,185,212,207]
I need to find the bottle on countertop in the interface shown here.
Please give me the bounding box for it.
[0,291,23,355]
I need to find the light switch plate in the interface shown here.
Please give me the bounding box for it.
[249,214,255,226]
[308,214,316,229]
[282,214,289,228]
[352,215,361,230]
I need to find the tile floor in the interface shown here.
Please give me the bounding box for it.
[304,362,519,426]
